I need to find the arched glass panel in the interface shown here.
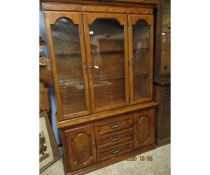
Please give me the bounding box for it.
[89,19,126,109]
[51,18,86,115]
[132,20,150,100]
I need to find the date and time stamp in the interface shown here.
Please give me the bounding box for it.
[112,155,154,161]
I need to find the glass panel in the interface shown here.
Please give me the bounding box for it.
[133,20,151,100]
[89,19,126,109]
[51,18,87,115]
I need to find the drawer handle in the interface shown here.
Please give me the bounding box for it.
[110,136,120,142]
[110,148,121,154]
[108,122,120,129]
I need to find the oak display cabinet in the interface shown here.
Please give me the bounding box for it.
[42,0,158,174]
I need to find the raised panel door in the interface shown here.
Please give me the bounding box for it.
[83,13,129,112]
[129,15,154,104]
[134,109,155,149]
[45,12,91,120]
[65,124,96,171]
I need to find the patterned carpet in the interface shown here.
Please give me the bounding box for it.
[41,144,170,175]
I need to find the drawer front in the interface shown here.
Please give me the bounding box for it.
[97,128,133,148]
[95,114,133,135]
[97,141,133,162]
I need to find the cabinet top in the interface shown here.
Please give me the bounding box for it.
[41,0,159,5]
[41,0,157,13]
[40,0,160,7]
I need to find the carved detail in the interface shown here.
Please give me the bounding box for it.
[72,132,93,164]
[137,115,151,143]
[65,125,96,171]
[134,110,154,149]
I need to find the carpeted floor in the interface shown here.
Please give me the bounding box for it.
[41,144,170,175]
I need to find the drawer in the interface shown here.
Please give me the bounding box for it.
[97,128,133,148]
[95,114,133,135]
[97,141,133,162]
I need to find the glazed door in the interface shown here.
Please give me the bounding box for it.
[128,15,154,104]
[83,13,129,112]
[64,125,96,171]
[134,109,155,149]
[45,12,91,120]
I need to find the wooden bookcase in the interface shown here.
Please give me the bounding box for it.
[42,0,159,174]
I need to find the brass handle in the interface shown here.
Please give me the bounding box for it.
[108,122,120,129]
[110,148,121,154]
[110,136,120,142]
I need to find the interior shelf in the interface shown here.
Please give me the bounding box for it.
[58,74,125,89]
[55,52,81,56]
[92,49,124,54]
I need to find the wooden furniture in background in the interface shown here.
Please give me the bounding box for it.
[40,38,52,113]
[39,37,53,119]
[154,81,170,145]
[154,0,170,146]
[40,82,51,112]
[42,0,159,174]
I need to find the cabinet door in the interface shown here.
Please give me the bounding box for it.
[134,109,155,149]
[128,15,154,104]
[45,12,91,120]
[83,13,129,113]
[64,125,96,171]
